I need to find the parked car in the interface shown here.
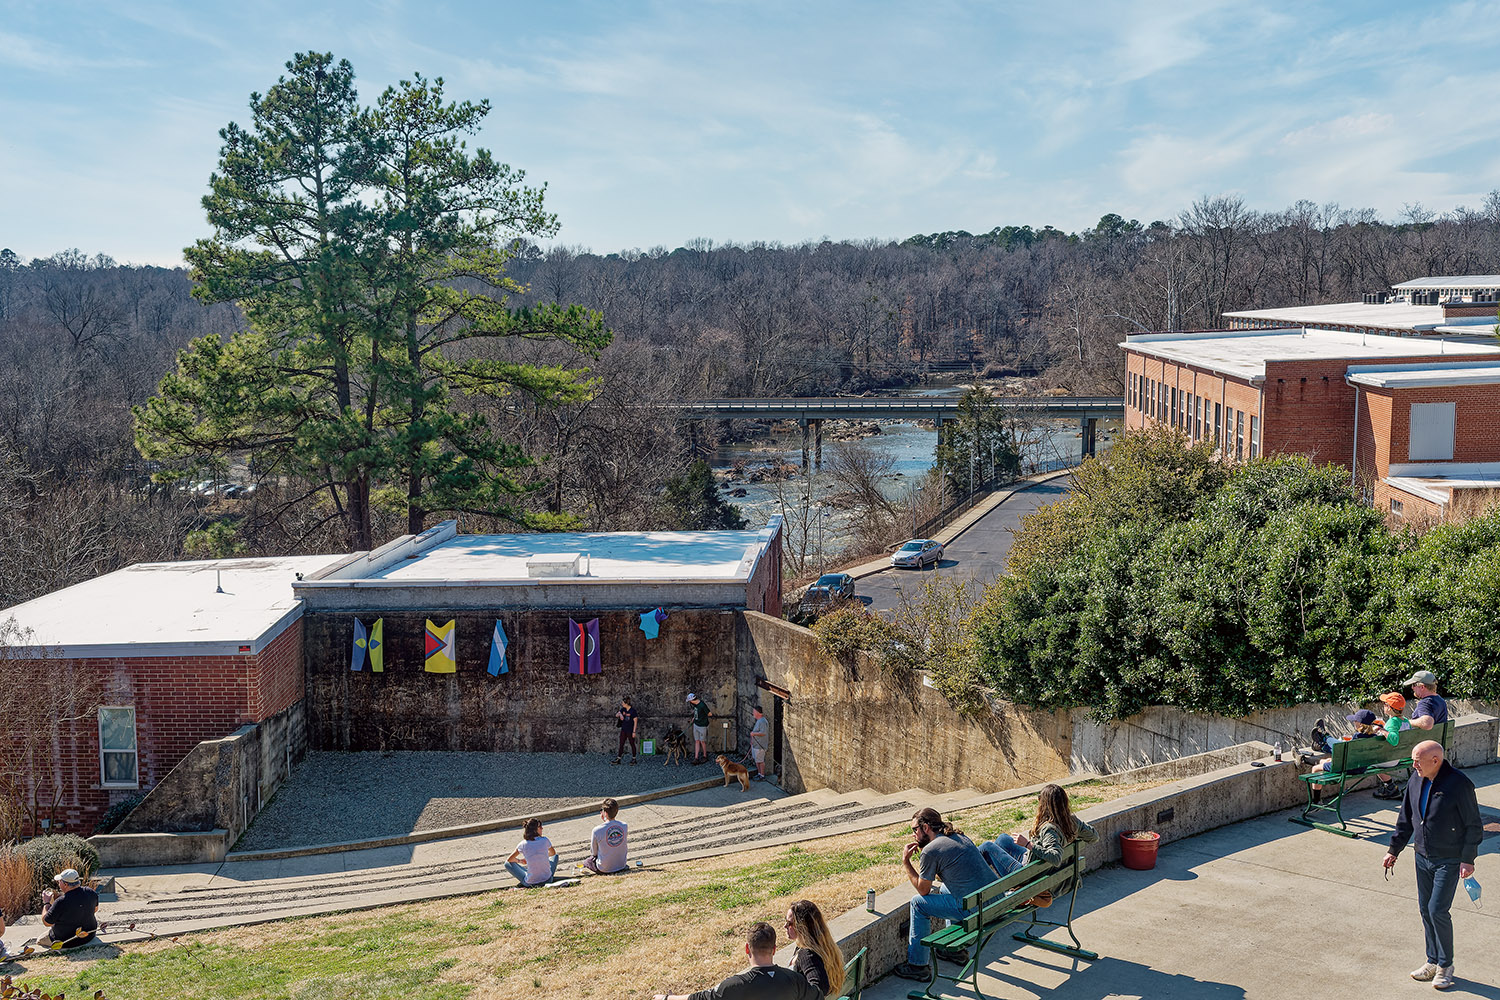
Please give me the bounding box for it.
[891,538,943,568]
[806,573,855,602]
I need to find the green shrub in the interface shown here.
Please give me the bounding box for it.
[810,606,907,679]
[18,834,100,897]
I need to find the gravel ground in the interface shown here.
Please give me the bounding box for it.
[234,750,714,852]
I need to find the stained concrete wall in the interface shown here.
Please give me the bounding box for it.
[304,609,740,754]
[737,612,1074,795]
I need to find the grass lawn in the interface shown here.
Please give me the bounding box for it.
[3,780,1157,1000]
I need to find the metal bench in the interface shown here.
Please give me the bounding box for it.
[1292,719,1453,836]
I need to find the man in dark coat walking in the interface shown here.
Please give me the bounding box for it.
[1383,740,1482,991]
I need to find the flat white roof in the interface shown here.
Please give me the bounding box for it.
[362,529,771,584]
[1347,360,1500,389]
[1224,301,1497,332]
[1122,328,1500,382]
[1393,275,1500,290]
[1,555,341,657]
[1387,462,1500,504]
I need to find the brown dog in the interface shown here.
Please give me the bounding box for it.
[715,754,750,791]
[661,727,689,767]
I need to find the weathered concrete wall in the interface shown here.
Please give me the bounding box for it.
[738,612,1073,796]
[1073,700,1500,773]
[304,609,740,754]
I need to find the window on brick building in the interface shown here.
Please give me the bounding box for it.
[1250,416,1259,459]
[1390,498,1404,516]
[1214,402,1222,443]
[99,706,138,787]
[1236,411,1245,460]
[1409,402,1455,461]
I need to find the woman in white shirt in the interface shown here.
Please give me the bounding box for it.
[505,818,559,886]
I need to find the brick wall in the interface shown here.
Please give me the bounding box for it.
[16,618,305,836]
[303,609,741,754]
[1123,352,1262,458]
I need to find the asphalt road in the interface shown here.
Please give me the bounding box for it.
[856,476,1071,614]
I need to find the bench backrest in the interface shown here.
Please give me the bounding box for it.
[836,946,866,1000]
[953,839,1083,933]
[1330,719,1453,772]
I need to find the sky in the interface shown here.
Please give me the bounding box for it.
[4,0,1500,265]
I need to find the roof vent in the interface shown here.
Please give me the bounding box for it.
[526,552,590,577]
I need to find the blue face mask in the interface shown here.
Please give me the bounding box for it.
[1463,876,1481,907]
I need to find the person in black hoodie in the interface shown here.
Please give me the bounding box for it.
[1382,741,1482,991]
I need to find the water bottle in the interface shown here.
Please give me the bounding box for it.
[1273,741,1283,762]
[866,888,876,913]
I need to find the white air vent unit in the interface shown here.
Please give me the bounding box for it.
[527,552,583,577]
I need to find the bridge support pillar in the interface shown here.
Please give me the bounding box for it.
[813,419,823,469]
[799,419,811,471]
[1081,417,1097,458]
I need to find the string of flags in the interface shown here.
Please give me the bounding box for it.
[348,609,667,675]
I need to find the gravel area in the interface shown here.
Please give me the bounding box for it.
[234,750,712,853]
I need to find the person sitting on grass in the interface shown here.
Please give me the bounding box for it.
[893,807,999,982]
[785,899,845,998]
[976,783,1100,882]
[505,818,558,887]
[653,920,820,1000]
[38,868,98,949]
[584,797,629,874]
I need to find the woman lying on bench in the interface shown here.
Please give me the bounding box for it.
[976,784,1099,884]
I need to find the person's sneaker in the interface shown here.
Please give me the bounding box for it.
[629,757,638,765]
[1411,962,1438,982]
[1374,782,1404,800]
[610,756,621,765]
[935,946,969,965]
[892,962,931,981]
[1432,967,1455,990]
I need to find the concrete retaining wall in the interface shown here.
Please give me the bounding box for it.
[92,699,307,866]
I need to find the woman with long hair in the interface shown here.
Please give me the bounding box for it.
[978,783,1098,877]
[785,899,845,998]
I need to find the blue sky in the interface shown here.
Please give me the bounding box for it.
[5,0,1500,265]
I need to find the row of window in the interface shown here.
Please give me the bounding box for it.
[1128,372,1260,460]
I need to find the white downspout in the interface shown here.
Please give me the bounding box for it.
[1349,380,1360,490]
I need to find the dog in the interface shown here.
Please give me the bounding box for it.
[660,727,689,767]
[715,754,750,791]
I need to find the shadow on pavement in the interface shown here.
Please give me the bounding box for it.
[989,950,1248,999]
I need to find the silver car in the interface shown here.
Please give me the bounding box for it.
[891,538,943,568]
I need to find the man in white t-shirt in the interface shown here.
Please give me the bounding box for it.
[584,797,630,874]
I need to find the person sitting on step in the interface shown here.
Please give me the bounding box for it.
[584,797,630,874]
[785,899,845,999]
[505,818,559,886]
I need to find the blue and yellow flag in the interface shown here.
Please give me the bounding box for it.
[425,619,456,673]
[369,618,384,673]
[351,619,368,671]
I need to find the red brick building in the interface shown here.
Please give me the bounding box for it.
[1121,327,1500,520]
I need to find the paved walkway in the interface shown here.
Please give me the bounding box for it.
[864,763,1500,1000]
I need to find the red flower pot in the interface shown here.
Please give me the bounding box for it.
[1119,830,1160,870]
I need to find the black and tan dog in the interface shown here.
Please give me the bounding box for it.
[715,754,750,791]
[660,727,689,766]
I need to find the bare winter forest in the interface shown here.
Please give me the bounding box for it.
[4,193,1500,605]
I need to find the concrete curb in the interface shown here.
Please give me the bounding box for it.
[222,774,726,863]
[840,466,1077,582]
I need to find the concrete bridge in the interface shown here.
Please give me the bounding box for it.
[663,395,1124,468]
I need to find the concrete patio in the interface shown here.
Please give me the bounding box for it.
[862,763,1500,1000]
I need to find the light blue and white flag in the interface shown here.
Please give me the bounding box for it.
[488,619,509,676]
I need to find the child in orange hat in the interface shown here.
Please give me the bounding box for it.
[1371,691,1411,799]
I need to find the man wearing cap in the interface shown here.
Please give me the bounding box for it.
[1403,670,1449,732]
[38,869,98,949]
[1383,741,1482,991]
[687,693,712,765]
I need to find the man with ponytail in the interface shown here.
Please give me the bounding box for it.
[894,807,996,982]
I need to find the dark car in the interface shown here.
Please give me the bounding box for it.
[806,573,855,602]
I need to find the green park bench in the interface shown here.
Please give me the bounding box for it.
[835,946,867,1000]
[1292,719,1454,836]
[906,840,1095,1000]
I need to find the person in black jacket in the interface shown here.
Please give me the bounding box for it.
[1382,741,1482,991]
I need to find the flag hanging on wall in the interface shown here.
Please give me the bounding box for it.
[568,618,601,674]
[488,620,509,676]
[425,619,456,673]
[638,607,668,639]
[369,618,384,673]
[351,619,369,671]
